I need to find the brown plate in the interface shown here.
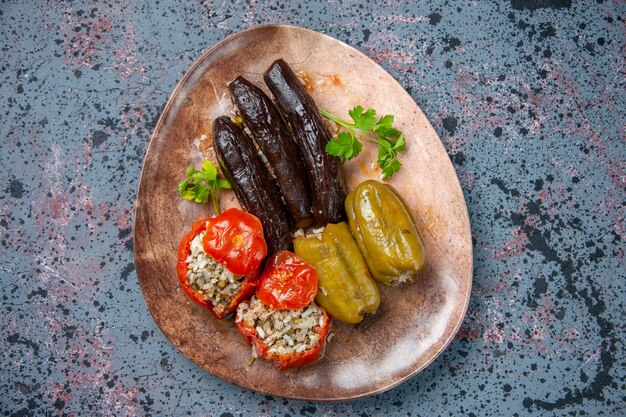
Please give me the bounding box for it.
[134,25,472,401]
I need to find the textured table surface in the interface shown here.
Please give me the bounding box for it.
[1,1,624,416]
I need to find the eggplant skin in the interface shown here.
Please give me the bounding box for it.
[212,116,292,255]
[264,59,346,227]
[229,76,313,229]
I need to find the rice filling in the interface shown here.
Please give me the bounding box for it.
[186,231,244,314]
[236,296,327,355]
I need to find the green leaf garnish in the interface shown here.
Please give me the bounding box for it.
[326,131,363,160]
[177,160,231,214]
[319,106,407,179]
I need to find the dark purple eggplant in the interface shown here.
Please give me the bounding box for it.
[264,59,346,228]
[212,116,291,255]
[229,76,313,229]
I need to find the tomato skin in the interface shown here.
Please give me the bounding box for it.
[177,219,212,308]
[202,208,267,276]
[236,307,331,370]
[176,217,262,319]
[256,251,318,310]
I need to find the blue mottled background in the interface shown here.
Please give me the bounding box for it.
[1,0,624,415]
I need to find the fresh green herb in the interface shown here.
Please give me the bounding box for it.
[320,106,406,179]
[177,160,231,214]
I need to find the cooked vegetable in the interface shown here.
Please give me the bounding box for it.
[345,180,427,286]
[229,76,313,228]
[201,208,267,276]
[177,216,261,318]
[294,222,380,324]
[264,59,346,227]
[213,116,292,255]
[177,160,231,214]
[236,296,330,370]
[320,106,406,179]
[256,250,318,310]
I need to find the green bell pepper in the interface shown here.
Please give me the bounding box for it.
[294,222,380,323]
[345,180,427,286]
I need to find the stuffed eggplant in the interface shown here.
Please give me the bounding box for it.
[213,116,292,255]
[264,59,346,227]
[229,76,313,228]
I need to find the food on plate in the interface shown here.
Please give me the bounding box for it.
[176,58,426,369]
[236,251,330,370]
[294,222,380,324]
[236,296,330,370]
[264,58,346,227]
[320,105,406,179]
[201,208,267,275]
[177,160,231,214]
[256,250,318,310]
[213,116,292,255]
[177,212,264,318]
[229,76,313,228]
[345,180,427,286]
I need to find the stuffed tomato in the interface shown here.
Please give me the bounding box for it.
[177,208,267,318]
[235,251,331,370]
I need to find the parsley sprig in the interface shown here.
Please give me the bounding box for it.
[178,160,231,214]
[320,106,406,179]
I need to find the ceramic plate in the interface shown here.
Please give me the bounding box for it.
[134,25,472,401]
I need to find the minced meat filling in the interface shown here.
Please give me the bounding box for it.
[186,232,244,314]
[236,296,327,355]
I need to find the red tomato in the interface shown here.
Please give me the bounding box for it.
[202,208,267,276]
[176,217,261,318]
[257,251,318,310]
